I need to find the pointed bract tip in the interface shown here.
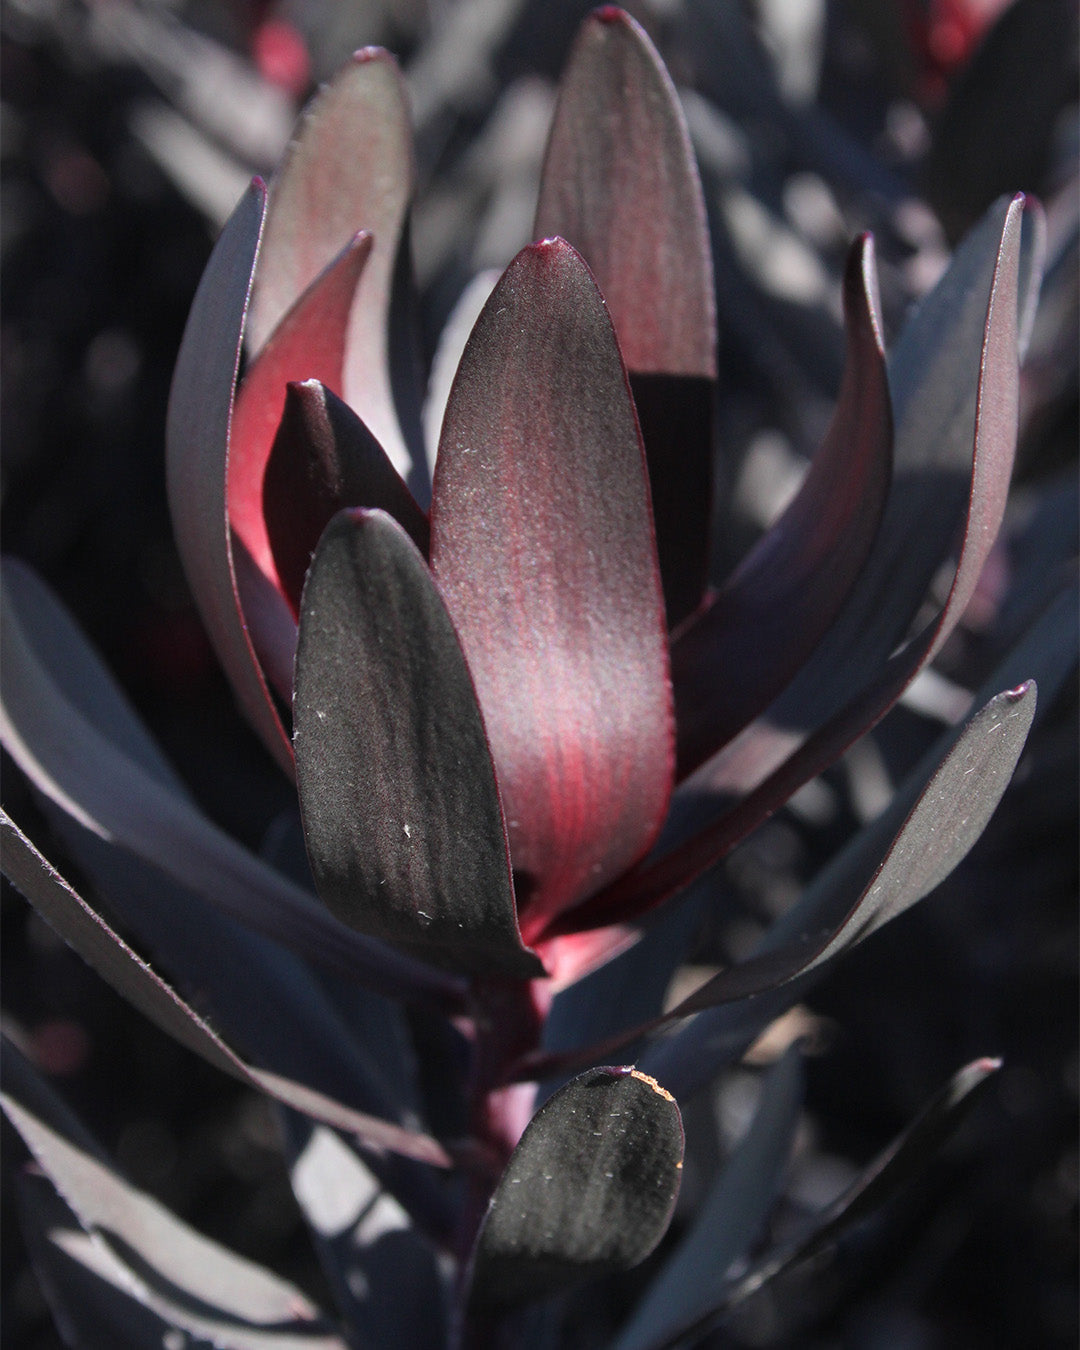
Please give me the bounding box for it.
[594,5,630,24]
[975,1057,1004,1074]
[1004,680,1035,701]
[352,45,394,66]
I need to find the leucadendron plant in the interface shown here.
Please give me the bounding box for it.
[2,8,1075,1348]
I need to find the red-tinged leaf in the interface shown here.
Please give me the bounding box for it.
[264,380,429,613]
[293,509,543,978]
[429,239,674,942]
[535,8,716,625]
[248,49,419,480]
[165,180,293,773]
[614,1044,804,1350]
[535,8,714,378]
[230,230,372,595]
[0,815,455,1169]
[557,194,1031,932]
[0,560,463,1009]
[2,1041,355,1349]
[671,234,892,777]
[465,1067,683,1318]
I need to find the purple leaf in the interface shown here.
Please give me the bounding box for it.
[0,560,463,1008]
[566,193,1031,927]
[2,1040,353,1348]
[293,509,543,978]
[614,1044,804,1350]
[465,1066,683,1318]
[535,7,716,625]
[671,234,892,777]
[230,230,372,603]
[429,239,674,941]
[0,814,456,1169]
[264,380,429,614]
[247,48,419,480]
[165,180,293,773]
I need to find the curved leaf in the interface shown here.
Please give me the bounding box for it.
[465,1066,683,1317]
[264,380,429,613]
[165,180,294,773]
[430,239,674,941]
[2,1041,352,1350]
[671,234,892,777]
[535,7,716,625]
[294,509,542,978]
[247,49,419,480]
[230,231,372,597]
[0,560,463,1008]
[614,1044,804,1350]
[569,192,1032,927]
[0,815,454,1168]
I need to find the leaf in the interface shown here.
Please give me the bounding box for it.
[429,239,674,941]
[230,231,372,599]
[0,559,463,1008]
[570,192,1035,928]
[2,1040,353,1350]
[165,180,294,773]
[293,509,542,978]
[614,1044,804,1350]
[280,1114,448,1346]
[465,1067,684,1317]
[670,234,893,777]
[719,1059,1003,1317]
[247,49,421,483]
[534,7,716,626]
[263,380,429,613]
[18,1169,219,1350]
[0,814,454,1168]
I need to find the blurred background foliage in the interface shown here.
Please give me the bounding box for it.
[2,0,1076,1345]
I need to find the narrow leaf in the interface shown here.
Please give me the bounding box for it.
[0,815,454,1168]
[0,560,463,1007]
[671,234,892,775]
[165,180,293,772]
[720,1060,1003,1317]
[230,231,372,597]
[247,49,419,480]
[615,1044,804,1350]
[466,1067,684,1316]
[430,239,674,941]
[535,7,716,625]
[2,1041,352,1349]
[294,509,542,977]
[264,380,429,613]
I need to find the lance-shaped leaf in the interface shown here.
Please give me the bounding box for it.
[165,180,294,773]
[535,7,716,625]
[230,231,372,597]
[562,193,1032,931]
[2,1041,352,1350]
[0,559,463,1008]
[0,814,454,1168]
[465,1067,683,1317]
[430,239,674,942]
[294,509,542,978]
[248,49,420,481]
[671,235,892,776]
[264,380,429,613]
[614,1044,804,1350]
[717,1059,1003,1320]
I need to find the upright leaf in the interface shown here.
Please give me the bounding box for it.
[247,49,420,481]
[430,239,674,941]
[294,509,542,978]
[165,181,293,772]
[535,7,716,624]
